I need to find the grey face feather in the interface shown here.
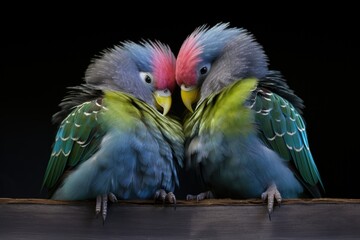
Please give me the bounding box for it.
[199,27,269,100]
[193,24,303,111]
[85,43,155,105]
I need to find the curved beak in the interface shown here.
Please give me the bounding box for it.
[180,84,199,112]
[154,89,172,116]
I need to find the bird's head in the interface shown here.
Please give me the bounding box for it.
[176,22,268,112]
[85,40,176,115]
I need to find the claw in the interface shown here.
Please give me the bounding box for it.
[165,192,176,210]
[95,193,118,223]
[261,183,282,220]
[101,194,108,223]
[95,195,102,216]
[108,192,118,203]
[154,189,167,204]
[154,189,177,209]
[186,191,213,201]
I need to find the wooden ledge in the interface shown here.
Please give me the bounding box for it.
[1,198,359,239]
[1,197,360,205]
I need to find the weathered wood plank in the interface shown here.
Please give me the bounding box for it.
[1,198,360,239]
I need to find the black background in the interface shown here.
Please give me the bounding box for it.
[1,8,358,199]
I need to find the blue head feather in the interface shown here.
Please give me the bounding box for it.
[122,41,154,72]
[195,23,242,62]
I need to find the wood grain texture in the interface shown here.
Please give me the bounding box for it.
[1,198,360,239]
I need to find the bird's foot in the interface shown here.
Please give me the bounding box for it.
[261,183,282,220]
[154,189,177,209]
[186,191,213,201]
[95,193,118,223]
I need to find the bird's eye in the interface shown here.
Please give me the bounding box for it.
[199,63,211,76]
[200,67,208,75]
[140,72,154,85]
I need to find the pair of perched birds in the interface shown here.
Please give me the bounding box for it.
[42,22,324,221]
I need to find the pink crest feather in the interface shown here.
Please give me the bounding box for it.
[176,33,202,86]
[152,44,176,92]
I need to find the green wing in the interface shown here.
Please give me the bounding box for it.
[42,99,105,190]
[252,88,323,189]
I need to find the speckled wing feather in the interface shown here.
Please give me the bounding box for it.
[42,98,106,190]
[252,88,324,192]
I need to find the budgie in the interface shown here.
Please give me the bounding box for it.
[42,40,184,221]
[175,22,324,216]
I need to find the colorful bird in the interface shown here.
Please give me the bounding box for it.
[42,40,184,222]
[176,22,324,217]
